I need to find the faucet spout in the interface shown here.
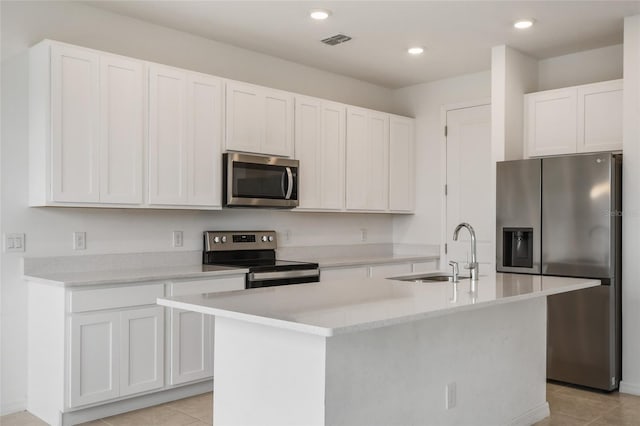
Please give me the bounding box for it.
[452,223,479,281]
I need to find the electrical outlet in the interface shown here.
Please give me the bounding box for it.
[360,228,368,242]
[173,231,183,248]
[446,382,457,409]
[73,232,86,250]
[4,233,25,252]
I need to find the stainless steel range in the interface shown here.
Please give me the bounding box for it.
[203,230,319,288]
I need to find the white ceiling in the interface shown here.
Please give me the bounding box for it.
[86,1,640,89]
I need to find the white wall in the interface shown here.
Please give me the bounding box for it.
[621,15,640,396]
[391,71,492,255]
[0,1,399,414]
[537,44,623,91]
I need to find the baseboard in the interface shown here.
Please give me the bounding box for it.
[509,402,550,426]
[1,399,27,416]
[61,381,213,426]
[620,380,640,395]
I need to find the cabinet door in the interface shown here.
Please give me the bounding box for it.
[295,96,322,208]
[225,82,262,154]
[187,74,223,206]
[69,312,119,407]
[346,107,369,210]
[263,89,293,157]
[168,277,244,384]
[120,307,164,396]
[526,88,577,157]
[320,102,346,210]
[170,308,212,385]
[577,80,623,153]
[148,65,188,205]
[50,44,100,202]
[367,111,390,210]
[99,55,144,204]
[389,116,415,212]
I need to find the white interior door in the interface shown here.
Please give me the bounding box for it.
[445,104,492,272]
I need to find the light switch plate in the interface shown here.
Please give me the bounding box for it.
[4,233,25,252]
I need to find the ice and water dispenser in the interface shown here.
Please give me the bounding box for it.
[502,228,534,268]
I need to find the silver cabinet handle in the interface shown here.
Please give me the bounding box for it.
[285,167,294,200]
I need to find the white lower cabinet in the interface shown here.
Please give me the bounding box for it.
[369,263,412,278]
[412,260,438,273]
[120,307,165,396]
[320,266,370,282]
[27,275,245,425]
[69,311,120,407]
[69,306,165,407]
[320,260,438,282]
[167,276,245,385]
[169,309,213,385]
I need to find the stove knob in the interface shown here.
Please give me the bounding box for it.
[268,236,274,242]
[261,235,268,242]
[221,236,227,243]
[213,236,221,244]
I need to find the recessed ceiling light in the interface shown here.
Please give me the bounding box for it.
[310,9,331,20]
[514,19,535,29]
[408,47,424,55]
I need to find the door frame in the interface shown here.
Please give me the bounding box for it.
[439,98,491,267]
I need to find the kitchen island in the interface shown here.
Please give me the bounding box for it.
[157,273,599,426]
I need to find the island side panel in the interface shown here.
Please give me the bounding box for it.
[324,297,548,426]
[213,316,327,426]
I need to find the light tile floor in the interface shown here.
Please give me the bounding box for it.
[0,393,212,426]
[2,383,640,425]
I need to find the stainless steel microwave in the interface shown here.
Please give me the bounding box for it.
[223,153,299,208]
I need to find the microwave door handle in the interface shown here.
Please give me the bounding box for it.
[285,167,294,200]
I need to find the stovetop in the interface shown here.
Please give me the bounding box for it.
[210,258,319,273]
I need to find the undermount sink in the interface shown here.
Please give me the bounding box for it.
[388,273,470,283]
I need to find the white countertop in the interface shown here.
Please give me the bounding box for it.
[23,264,248,287]
[157,272,600,337]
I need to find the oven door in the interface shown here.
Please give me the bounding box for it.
[247,269,320,288]
[224,153,298,208]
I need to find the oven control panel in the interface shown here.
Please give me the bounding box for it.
[204,230,277,251]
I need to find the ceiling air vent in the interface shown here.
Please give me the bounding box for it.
[321,34,352,46]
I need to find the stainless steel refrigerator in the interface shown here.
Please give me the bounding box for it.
[496,152,622,391]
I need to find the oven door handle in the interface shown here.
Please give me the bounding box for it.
[248,269,319,282]
[285,167,294,200]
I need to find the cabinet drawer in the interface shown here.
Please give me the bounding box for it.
[70,284,164,313]
[170,276,245,296]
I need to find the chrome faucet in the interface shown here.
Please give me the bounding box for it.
[453,223,479,281]
[448,260,459,283]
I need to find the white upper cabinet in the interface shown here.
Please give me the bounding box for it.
[148,65,188,205]
[50,44,101,203]
[226,81,293,157]
[29,40,414,213]
[294,96,346,210]
[389,115,415,212]
[525,79,622,157]
[346,107,389,211]
[149,65,223,207]
[30,41,144,206]
[577,80,623,153]
[99,55,144,204]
